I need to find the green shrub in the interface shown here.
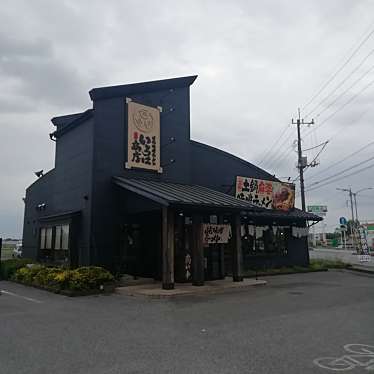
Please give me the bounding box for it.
[0,258,34,280]
[33,267,61,288]
[13,265,114,292]
[13,264,43,284]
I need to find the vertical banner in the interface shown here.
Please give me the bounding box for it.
[236,176,295,211]
[125,100,162,173]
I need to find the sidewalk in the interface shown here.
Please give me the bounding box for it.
[116,277,266,298]
[349,264,374,274]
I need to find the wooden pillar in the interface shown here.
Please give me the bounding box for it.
[162,207,174,289]
[231,213,243,282]
[218,215,225,279]
[192,214,204,286]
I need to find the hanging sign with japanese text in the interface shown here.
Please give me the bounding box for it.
[235,176,295,211]
[125,100,162,172]
[202,224,231,244]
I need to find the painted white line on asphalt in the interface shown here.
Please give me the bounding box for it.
[1,290,43,304]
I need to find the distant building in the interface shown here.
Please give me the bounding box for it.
[22,76,321,289]
[362,222,374,249]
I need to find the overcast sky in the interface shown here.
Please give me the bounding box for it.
[1,0,374,238]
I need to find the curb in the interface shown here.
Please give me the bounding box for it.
[116,280,267,299]
[346,267,374,275]
[243,268,329,278]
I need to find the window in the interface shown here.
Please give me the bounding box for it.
[55,226,62,250]
[242,225,288,256]
[61,225,69,250]
[40,228,46,249]
[45,227,53,249]
[39,224,70,263]
[40,227,53,249]
[54,224,69,250]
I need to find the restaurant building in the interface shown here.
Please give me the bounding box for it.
[22,75,321,289]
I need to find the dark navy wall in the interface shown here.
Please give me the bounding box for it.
[22,170,56,259]
[22,117,94,264]
[190,140,278,193]
[53,117,94,265]
[90,85,193,267]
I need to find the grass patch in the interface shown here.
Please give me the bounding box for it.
[243,259,351,278]
[309,259,350,270]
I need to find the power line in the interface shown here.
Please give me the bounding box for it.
[305,161,374,192]
[304,47,374,119]
[257,124,291,166]
[265,140,295,171]
[307,154,374,188]
[306,163,374,192]
[308,139,374,181]
[293,141,329,182]
[262,130,295,169]
[310,61,374,120]
[303,141,329,152]
[302,23,374,111]
[303,75,374,138]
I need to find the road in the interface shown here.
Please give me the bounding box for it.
[310,247,374,268]
[1,271,373,374]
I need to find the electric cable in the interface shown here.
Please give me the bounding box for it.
[302,22,374,111]
[304,47,374,119]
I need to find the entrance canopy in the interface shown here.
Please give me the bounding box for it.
[113,177,322,221]
[113,177,260,211]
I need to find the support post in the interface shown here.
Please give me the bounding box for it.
[192,214,204,286]
[218,215,226,279]
[162,207,174,290]
[231,214,243,282]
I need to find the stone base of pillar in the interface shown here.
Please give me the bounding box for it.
[233,276,243,282]
[192,281,204,287]
[162,283,175,290]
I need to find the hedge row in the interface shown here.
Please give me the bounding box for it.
[1,259,114,293]
[0,258,34,279]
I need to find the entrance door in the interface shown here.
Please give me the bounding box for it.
[205,244,225,280]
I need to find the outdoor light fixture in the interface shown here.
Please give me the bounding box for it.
[36,203,46,211]
[161,159,176,168]
[161,137,176,149]
[34,170,44,178]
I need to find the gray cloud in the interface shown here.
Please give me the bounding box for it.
[1,0,374,237]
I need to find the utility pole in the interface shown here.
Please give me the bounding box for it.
[337,187,356,250]
[352,187,373,223]
[292,108,314,211]
[353,193,358,222]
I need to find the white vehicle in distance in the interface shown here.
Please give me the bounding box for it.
[12,241,23,258]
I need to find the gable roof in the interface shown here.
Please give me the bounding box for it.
[114,177,260,211]
[51,109,93,139]
[89,75,198,101]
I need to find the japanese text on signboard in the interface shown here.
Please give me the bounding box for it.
[126,100,161,172]
[202,224,231,244]
[235,176,295,211]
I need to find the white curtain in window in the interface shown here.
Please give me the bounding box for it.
[61,224,69,250]
[55,226,62,250]
[40,228,46,249]
[46,227,53,249]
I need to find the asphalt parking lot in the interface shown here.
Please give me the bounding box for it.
[1,270,373,374]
